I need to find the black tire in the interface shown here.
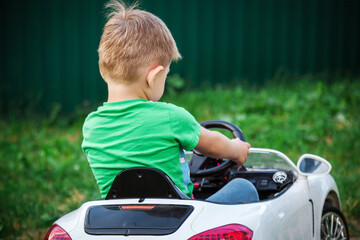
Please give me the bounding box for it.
[321,206,349,240]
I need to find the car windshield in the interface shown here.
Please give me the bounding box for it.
[185,148,297,173]
[243,148,297,172]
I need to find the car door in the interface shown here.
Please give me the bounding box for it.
[268,180,313,240]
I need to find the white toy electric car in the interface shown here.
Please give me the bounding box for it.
[44,120,349,240]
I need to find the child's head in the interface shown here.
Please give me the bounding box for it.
[98,1,181,84]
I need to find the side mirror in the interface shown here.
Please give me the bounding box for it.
[297,154,332,176]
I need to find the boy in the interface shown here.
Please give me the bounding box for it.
[82,1,258,202]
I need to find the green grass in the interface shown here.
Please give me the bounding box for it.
[0,119,100,239]
[1,78,359,239]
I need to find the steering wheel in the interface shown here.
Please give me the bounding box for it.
[189,120,246,178]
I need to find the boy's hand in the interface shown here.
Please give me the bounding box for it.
[195,127,251,168]
[229,138,251,167]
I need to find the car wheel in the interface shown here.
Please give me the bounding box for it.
[321,206,349,240]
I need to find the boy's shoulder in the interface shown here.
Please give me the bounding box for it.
[144,101,195,122]
[85,100,190,119]
[154,101,193,117]
[155,101,185,111]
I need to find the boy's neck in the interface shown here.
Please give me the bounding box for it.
[107,81,148,102]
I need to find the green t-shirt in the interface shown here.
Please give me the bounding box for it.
[82,99,201,199]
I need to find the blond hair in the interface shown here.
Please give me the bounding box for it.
[98,1,181,83]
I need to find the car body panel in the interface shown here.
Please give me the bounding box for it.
[51,148,342,240]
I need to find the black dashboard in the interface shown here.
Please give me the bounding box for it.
[191,158,295,201]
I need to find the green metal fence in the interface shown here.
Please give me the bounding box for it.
[1,0,359,113]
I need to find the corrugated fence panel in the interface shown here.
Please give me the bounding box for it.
[0,0,359,114]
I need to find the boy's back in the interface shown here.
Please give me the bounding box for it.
[82,99,200,198]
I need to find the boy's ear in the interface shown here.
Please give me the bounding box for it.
[146,65,164,88]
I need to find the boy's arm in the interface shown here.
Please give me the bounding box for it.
[194,127,251,167]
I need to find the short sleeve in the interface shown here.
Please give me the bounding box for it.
[168,104,201,151]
